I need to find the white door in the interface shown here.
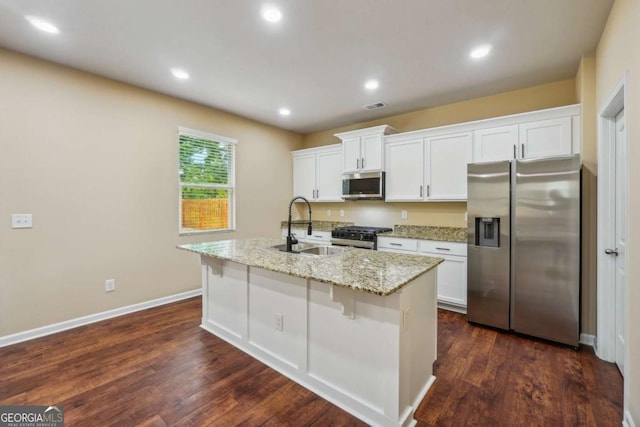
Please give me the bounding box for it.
[316,150,343,201]
[385,139,424,201]
[292,154,316,200]
[342,137,361,173]
[519,117,572,159]
[361,134,383,171]
[426,132,472,200]
[613,109,627,374]
[473,125,518,162]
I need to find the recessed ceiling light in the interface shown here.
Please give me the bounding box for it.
[25,16,60,34]
[261,5,282,23]
[279,108,291,116]
[364,80,379,90]
[470,44,492,59]
[171,68,190,80]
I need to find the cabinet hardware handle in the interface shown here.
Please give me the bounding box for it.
[357,158,360,170]
[362,158,365,168]
[605,248,619,256]
[420,185,423,197]
[513,144,516,159]
[316,189,319,198]
[390,243,402,246]
[521,144,525,158]
[427,185,430,197]
[435,247,451,251]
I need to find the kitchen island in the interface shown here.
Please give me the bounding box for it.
[178,238,442,427]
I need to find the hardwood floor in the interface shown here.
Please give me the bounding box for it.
[0,297,622,426]
[416,310,623,427]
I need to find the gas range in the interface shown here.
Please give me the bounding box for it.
[330,225,393,250]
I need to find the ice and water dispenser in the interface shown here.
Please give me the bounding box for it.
[475,217,500,247]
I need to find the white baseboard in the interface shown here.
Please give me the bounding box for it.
[579,333,596,347]
[0,289,202,348]
[624,410,637,427]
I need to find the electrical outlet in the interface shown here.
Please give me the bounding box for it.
[465,212,468,222]
[339,209,345,218]
[274,313,283,331]
[11,214,33,229]
[401,210,408,220]
[105,279,116,292]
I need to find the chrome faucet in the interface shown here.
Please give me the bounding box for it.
[286,196,312,252]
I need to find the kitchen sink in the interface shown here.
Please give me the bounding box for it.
[269,242,317,252]
[266,243,353,257]
[299,245,351,256]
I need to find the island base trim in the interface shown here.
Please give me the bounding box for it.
[200,318,436,427]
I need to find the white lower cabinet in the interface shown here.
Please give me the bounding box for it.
[378,237,467,312]
[281,228,331,244]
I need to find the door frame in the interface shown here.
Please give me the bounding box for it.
[596,73,628,370]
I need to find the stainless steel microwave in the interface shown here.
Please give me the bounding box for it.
[341,172,385,200]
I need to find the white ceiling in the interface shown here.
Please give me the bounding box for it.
[0,0,614,134]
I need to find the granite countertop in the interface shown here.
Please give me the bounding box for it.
[380,225,467,243]
[280,220,354,232]
[178,238,442,296]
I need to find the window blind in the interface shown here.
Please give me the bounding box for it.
[178,128,236,233]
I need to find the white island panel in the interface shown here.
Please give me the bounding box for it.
[248,267,307,370]
[308,281,393,413]
[203,258,247,339]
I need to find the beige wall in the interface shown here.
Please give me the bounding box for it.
[595,0,640,421]
[575,56,598,335]
[0,49,303,337]
[302,79,577,148]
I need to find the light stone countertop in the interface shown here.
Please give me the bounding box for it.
[178,238,442,296]
[380,225,467,243]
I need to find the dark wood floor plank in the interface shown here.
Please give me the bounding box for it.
[0,298,622,426]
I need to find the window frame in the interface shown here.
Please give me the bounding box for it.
[178,126,237,236]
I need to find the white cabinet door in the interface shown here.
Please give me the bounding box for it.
[361,134,384,172]
[293,154,316,199]
[425,132,472,200]
[473,125,518,162]
[433,254,467,307]
[342,137,361,173]
[316,149,343,202]
[385,139,424,201]
[519,117,572,159]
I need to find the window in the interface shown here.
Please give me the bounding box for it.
[178,127,236,234]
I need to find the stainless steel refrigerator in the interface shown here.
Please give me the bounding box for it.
[467,155,581,346]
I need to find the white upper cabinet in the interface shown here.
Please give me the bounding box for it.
[385,139,424,201]
[315,148,343,201]
[385,132,471,201]
[473,125,519,162]
[336,125,398,173]
[519,117,572,159]
[472,107,579,163]
[425,132,472,201]
[292,145,343,202]
[292,153,316,200]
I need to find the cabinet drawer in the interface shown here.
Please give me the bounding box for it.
[418,240,467,257]
[377,237,418,252]
[305,231,331,243]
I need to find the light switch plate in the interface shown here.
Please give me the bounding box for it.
[401,210,408,220]
[12,214,33,229]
